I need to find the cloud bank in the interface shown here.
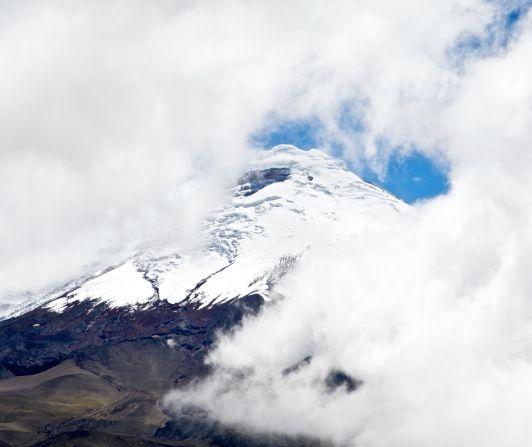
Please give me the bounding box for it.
[160,2,532,446]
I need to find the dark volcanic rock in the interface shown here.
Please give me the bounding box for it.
[0,294,263,379]
[282,355,312,375]
[324,369,361,393]
[238,167,291,197]
[28,429,193,446]
[156,407,330,447]
[0,294,264,446]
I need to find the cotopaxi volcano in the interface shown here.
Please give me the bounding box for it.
[0,146,406,446]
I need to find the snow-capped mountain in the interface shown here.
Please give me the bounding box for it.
[0,146,407,446]
[2,145,406,320]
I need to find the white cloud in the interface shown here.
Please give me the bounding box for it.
[162,3,532,446]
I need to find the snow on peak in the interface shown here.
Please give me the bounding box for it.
[252,145,339,167]
[46,260,156,313]
[4,146,408,318]
[248,145,360,183]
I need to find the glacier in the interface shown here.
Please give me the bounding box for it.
[1,145,408,320]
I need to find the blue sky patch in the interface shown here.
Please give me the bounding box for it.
[362,151,450,204]
[451,0,532,61]
[251,118,323,150]
[252,119,450,204]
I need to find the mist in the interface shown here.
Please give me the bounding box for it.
[162,3,532,447]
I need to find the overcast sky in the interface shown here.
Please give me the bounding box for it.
[2,1,532,444]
